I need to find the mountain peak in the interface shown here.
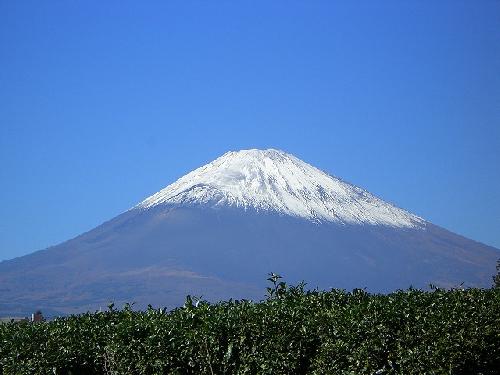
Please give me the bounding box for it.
[136,149,425,228]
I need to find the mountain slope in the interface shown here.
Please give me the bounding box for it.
[0,149,497,316]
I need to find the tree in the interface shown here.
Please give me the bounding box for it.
[493,259,500,288]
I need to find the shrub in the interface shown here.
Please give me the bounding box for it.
[1,278,499,374]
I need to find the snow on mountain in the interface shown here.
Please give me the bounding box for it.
[137,149,425,228]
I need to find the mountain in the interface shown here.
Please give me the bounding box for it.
[0,149,498,316]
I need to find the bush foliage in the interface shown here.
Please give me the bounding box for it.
[1,276,499,374]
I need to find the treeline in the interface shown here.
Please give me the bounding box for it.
[1,277,499,374]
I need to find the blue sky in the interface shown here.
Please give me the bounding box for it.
[1,1,499,261]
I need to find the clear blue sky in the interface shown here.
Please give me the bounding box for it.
[1,1,499,261]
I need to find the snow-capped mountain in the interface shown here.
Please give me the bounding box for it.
[138,149,424,228]
[0,149,497,316]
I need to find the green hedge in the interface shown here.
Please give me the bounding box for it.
[1,279,499,374]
